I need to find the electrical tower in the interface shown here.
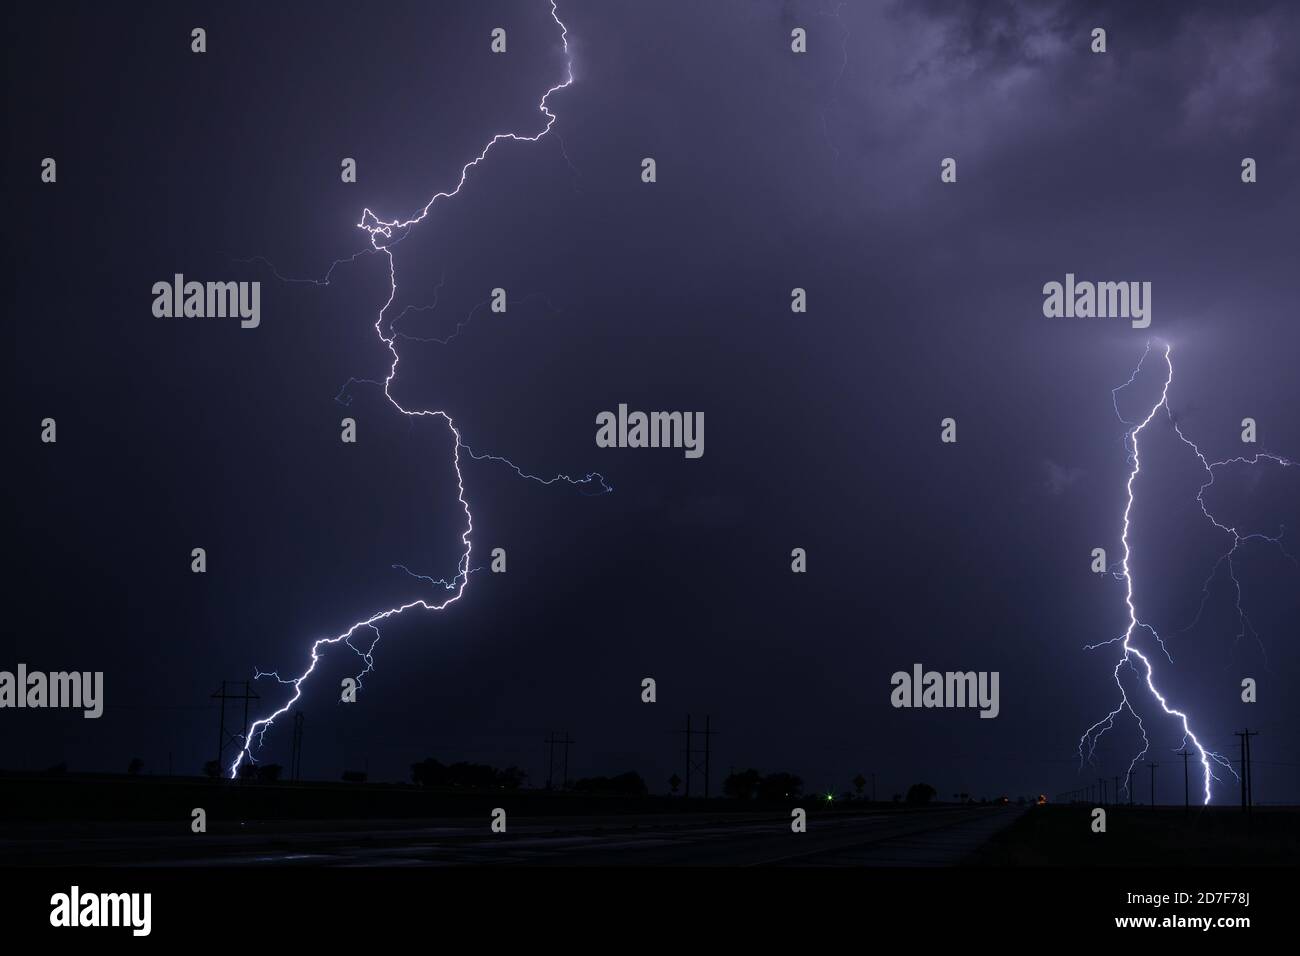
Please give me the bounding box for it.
[290,712,304,782]
[544,730,574,791]
[211,680,259,773]
[678,714,719,798]
[1235,728,1258,815]
[1176,748,1189,813]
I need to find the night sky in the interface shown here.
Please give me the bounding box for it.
[6,0,1298,804]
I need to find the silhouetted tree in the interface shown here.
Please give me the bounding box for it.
[723,768,762,800]
[411,758,448,787]
[449,761,497,788]
[669,773,681,795]
[202,760,221,779]
[758,771,803,801]
[411,757,527,790]
[256,763,282,783]
[497,766,527,790]
[905,782,937,806]
[612,771,646,796]
[127,757,144,775]
[852,774,866,798]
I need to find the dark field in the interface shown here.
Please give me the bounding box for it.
[0,772,1020,866]
[970,805,1300,866]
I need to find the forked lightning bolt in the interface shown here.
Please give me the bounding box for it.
[1079,341,1294,804]
[229,1,598,778]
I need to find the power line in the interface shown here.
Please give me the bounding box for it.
[211,680,259,773]
[1176,748,1189,815]
[678,714,719,799]
[290,712,305,782]
[543,730,574,791]
[1235,728,1258,816]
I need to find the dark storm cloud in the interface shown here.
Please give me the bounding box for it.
[1041,460,1083,496]
[793,1,1297,164]
[7,0,1297,805]
[893,0,1300,149]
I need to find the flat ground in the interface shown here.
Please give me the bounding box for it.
[1,805,1021,867]
[969,805,1299,866]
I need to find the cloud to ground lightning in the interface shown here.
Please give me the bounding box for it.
[1079,341,1294,804]
[229,1,604,778]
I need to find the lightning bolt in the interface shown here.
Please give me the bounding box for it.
[1079,341,1294,804]
[229,1,599,778]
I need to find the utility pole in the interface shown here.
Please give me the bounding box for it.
[1232,733,1253,816]
[1235,729,1258,815]
[243,681,253,753]
[290,712,304,782]
[214,680,226,768]
[211,680,259,773]
[1176,748,1189,814]
[1237,729,1246,809]
[678,715,720,800]
[705,715,711,799]
[701,715,718,799]
[1148,763,1158,807]
[684,715,691,798]
[544,731,574,791]
[1245,729,1255,812]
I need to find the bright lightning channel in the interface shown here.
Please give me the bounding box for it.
[1079,341,1295,804]
[229,1,596,778]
